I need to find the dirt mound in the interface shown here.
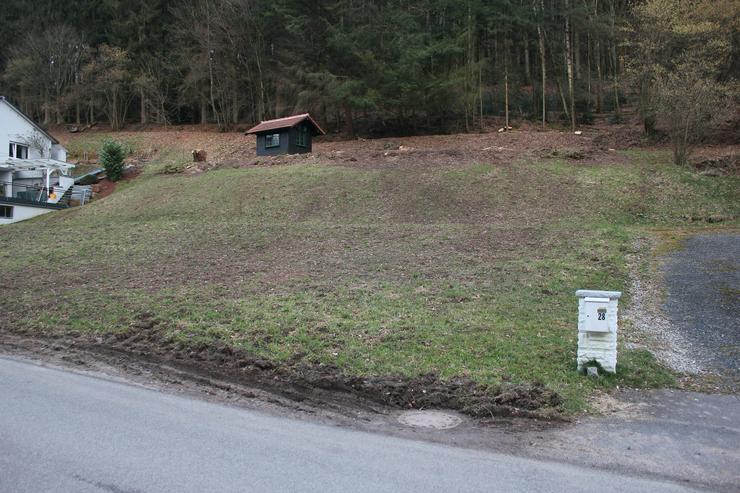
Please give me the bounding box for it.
[294,367,561,418]
[692,151,738,176]
[591,124,645,150]
[4,327,562,419]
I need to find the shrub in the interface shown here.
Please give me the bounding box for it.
[652,66,731,166]
[162,162,185,174]
[100,139,125,181]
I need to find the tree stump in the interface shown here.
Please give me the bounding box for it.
[192,149,207,162]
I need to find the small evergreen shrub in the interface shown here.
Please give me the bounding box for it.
[100,139,125,181]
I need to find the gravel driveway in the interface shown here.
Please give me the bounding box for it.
[662,233,739,388]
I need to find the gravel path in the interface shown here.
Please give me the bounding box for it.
[662,233,740,388]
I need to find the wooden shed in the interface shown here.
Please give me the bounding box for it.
[246,113,325,156]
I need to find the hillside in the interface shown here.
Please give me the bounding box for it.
[1,126,738,414]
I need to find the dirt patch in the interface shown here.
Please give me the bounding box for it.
[1,327,562,420]
[692,148,738,176]
[587,390,649,418]
[92,178,116,199]
[284,129,625,170]
[89,165,142,199]
[70,124,640,176]
[591,122,645,150]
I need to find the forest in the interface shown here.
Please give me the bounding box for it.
[0,1,737,145]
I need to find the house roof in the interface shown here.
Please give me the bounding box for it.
[246,113,326,135]
[0,96,60,145]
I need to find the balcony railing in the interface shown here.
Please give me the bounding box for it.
[0,181,68,209]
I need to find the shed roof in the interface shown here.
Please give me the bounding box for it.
[0,96,60,145]
[246,113,326,135]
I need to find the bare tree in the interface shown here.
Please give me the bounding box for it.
[85,45,133,130]
[135,60,172,126]
[172,0,242,129]
[653,67,731,166]
[4,26,85,124]
[23,130,50,158]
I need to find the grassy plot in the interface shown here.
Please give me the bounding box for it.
[1,146,737,412]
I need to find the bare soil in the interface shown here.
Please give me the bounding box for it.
[220,125,632,171]
[0,327,562,421]
[691,146,739,176]
[55,118,642,173]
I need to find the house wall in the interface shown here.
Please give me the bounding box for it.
[256,123,312,156]
[0,99,65,160]
[51,144,67,161]
[0,202,54,225]
[256,129,291,156]
[288,123,312,154]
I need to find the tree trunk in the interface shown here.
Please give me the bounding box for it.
[464,0,473,132]
[206,0,222,129]
[43,89,51,126]
[200,97,208,125]
[586,32,592,108]
[565,0,576,130]
[594,0,603,113]
[111,89,118,130]
[479,52,484,129]
[504,41,510,128]
[595,40,603,113]
[140,87,148,125]
[344,103,354,136]
[611,41,621,116]
[537,0,547,128]
[609,0,620,117]
[556,78,569,119]
[523,34,531,83]
[574,31,581,81]
[75,70,81,126]
[232,88,239,124]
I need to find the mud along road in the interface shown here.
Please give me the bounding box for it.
[0,356,705,493]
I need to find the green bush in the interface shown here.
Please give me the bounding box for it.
[100,139,125,182]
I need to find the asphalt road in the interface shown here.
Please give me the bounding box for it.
[0,357,700,493]
[662,233,740,384]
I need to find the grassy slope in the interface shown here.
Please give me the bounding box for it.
[1,142,737,412]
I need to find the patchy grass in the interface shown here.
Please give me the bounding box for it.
[1,132,738,413]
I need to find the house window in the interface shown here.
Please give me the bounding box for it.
[9,142,29,159]
[0,205,12,219]
[265,133,280,148]
[296,125,308,147]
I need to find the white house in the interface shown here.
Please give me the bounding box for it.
[0,96,77,224]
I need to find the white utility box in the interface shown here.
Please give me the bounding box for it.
[576,289,621,373]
